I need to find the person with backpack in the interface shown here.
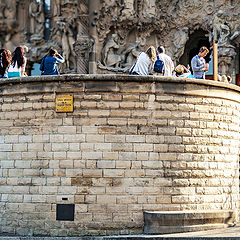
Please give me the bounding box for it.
[40,48,64,75]
[129,46,156,75]
[154,46,174,76]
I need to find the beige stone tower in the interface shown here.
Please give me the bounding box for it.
[0,0,240,81]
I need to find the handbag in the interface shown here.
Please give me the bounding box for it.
[40,56,46,75]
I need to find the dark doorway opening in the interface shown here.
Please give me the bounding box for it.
[179,30,211,67]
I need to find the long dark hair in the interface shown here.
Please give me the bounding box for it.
[0,49,12,77]
[49,48,58,57]
[12,46,25,68]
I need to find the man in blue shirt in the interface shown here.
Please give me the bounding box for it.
[191,46,209,79]
[40,48,64,75]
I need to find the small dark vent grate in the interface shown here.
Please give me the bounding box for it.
[56,204,75,221]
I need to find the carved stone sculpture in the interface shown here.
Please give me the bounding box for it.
[74,36,92,73]
[143,0,156,18]
[121,40,141,68]
[213,10,231,46]
[4,0,16,31]
[102,34,121,68]
[0,2,5,21]
[208,10,237,78]
[58,21,76,70]
[172,27,189,61]
[29,0,45,44]
[218,45,236,76]
[121,0,135,19]
[4,33,15,52]
[53,0,63,16]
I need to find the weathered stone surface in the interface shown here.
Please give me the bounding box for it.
[144,210,235,234]
[0,75,239,237]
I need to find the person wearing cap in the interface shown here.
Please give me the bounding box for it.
[174,64,193,78]
[191,46,209,79]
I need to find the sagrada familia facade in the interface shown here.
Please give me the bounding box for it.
[1,0,240,82]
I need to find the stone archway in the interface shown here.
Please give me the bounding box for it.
[179,30,211,67]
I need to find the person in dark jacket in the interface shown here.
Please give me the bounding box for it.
[40,48,64,75]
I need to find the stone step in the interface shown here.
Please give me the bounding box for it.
[144,210,236,234]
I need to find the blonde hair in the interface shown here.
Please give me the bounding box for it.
[199,46,209,54]
[175,65,184,75]
[146,46,156,62]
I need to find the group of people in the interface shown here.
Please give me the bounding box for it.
[0,44,231,83]
[129,45,210,80]
[0,46,64,79]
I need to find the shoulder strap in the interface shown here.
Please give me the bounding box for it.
[129,52,142,74]
[41,56,47,71]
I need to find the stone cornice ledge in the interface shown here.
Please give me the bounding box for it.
[1,74,240,103]
[0,74,239,90]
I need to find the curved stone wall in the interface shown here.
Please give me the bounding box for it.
[0,74,239,236]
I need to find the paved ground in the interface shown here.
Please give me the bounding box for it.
[1,225,240,239]
[155,224,240,238]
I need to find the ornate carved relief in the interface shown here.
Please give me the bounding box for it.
[29,0,45,44]
[74,36,92,74]
[142,0,156,19]
[50,0,89,72]
[57,21,76,70]
[95,0,240,78]
[121,40,141,68]
[121,0,135,20]
[98,32,142,73]
[173,28,189,61]
[1,0,240,76]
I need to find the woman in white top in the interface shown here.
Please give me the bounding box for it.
[8,46,27,78]
[130,46,156,75]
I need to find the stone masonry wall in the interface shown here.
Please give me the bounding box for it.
[0,75,239,236]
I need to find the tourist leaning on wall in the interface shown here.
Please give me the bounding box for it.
[129,46,156,75]
[191,46,209,79]
[8,46,27,78]
[40,48,65,75]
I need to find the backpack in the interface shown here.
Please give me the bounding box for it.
[154,55,164,73]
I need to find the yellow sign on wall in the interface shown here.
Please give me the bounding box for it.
[55,94,74,112]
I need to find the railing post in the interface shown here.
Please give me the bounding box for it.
[213,40,218,81]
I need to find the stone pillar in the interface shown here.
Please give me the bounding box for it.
[73,37,91,74]
[88,0,100,73]
[218,45,236,81]
[74,0,91,74]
